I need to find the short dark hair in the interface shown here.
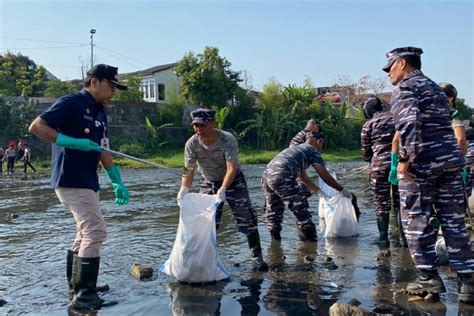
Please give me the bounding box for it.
[401,55,422,70]
[84,75,105,87]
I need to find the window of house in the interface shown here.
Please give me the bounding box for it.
[158,84,165,101]
[141,79,155,99]
[149,83,155,98]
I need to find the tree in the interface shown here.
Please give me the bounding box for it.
[44,80,77,98]
[0,96,38,140]
[258,77,284,111]
[355,75,388,96]
[0,52,49,97]
[175,47,242,107]
[114,76,143,101]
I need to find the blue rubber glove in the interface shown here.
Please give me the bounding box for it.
[389,153,399,185]
[461,167,468,186]
[106,165,129,205]
[55,133,103,152]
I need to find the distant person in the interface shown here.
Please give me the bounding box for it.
[439,83,470,194]
[289,119,324,198]
[360,96,406,248]
[177,108,268,272]
[29,64,129,311]
[22,144,37,174]
[5,143,16,174]
[0,145,4,173]
[262,135,352,241]
[290,118,324,147]
[384,46,474,303]
[16,137,26,161]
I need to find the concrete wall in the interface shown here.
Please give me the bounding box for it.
[2,97,189,157]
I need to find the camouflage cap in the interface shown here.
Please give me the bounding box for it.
[190,108,216,125]
[307,118,321,125]
[382,46,423,72]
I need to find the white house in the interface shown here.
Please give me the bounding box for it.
[122,62,179,103]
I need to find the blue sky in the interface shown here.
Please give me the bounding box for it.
[1,0,472,106]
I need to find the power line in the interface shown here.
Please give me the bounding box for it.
[95,46,142,69]
[42,64,82,69]
[96,45,152,67]
[0,36,86,45]
[0,44,89,50]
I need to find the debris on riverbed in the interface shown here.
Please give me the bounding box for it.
[323,256,338,270]
[376,249,391,260]
[130,263,153,280]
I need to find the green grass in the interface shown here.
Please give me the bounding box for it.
[111,147,361,168]
[31,147,362,170]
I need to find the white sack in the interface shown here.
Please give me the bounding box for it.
[323,195,359,238]
[161,193,230,283]
[318,170,339,221]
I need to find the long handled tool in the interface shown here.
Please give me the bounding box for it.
[104,148,182,176]
[464,191,474,227]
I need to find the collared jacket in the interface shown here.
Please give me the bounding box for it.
[390,69,464,173]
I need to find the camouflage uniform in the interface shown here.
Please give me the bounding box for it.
[361,111,399,218]
[262,143,324,235]
[290,129,324,147]
[391,69,474,273]
[467,141,474,196]
[185,131,258,235]
[290,129,324,198]
[199,171,258,234]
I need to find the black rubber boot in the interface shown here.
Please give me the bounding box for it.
[67,250,110,300]
[458,273,474,303]
[396,208,408,247]
[298,223,317,242]
[67,250,76,300]
[406,269,446,295]
[376,214,390,249]
[247,231,269,272]
[70,257,117,311]
[270,230,281,241]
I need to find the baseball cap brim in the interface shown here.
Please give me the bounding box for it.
[191,118,209,125]
[109,79,127,91]
[382,59,396,73]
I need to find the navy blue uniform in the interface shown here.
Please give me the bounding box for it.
[391,70,474,272]
[40,90,107,191]
[361,111,400,217]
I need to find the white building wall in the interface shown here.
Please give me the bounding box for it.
[140,69,180,103]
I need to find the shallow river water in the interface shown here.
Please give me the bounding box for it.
[1,162,474,315]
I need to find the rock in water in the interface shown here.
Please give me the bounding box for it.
[131,263,153,280]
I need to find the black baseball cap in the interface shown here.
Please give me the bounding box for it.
[87,64,127,90]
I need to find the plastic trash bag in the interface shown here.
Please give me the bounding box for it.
[161,193,230,283]
[318,170,339,222]
[323,195,359,238]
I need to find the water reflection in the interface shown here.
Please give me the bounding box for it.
[1,163,472,315]
[167,280,229,315]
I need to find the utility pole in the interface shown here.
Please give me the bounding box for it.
[90,29,96,68]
